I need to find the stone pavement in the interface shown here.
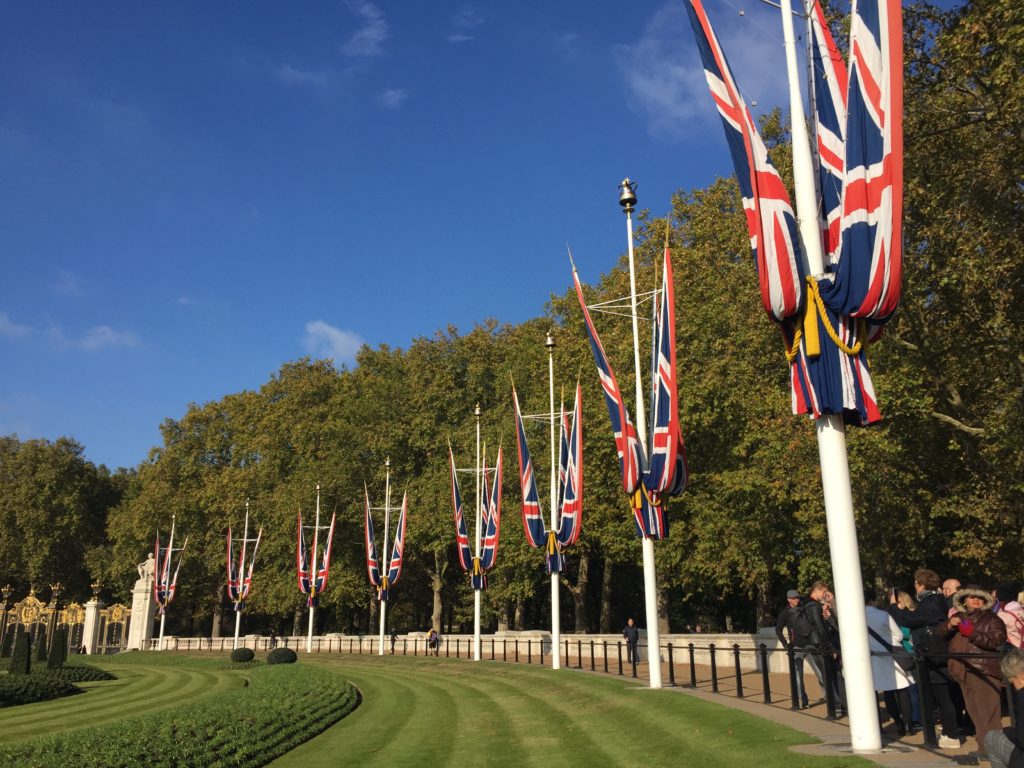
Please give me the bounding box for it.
[599,660,989,767]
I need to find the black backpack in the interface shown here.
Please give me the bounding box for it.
[911,623,948,663]
[792,603,823,648]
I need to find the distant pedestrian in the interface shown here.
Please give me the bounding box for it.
[775,588,811,708]
[623,618,639,666]
[390,630,398,655]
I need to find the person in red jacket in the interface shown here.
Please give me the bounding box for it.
[942,585,1007,758]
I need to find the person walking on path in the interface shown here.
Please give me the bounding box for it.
[623,618,639,671]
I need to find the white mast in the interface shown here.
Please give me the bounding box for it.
[472,403,482,661]
[619,179,663,689]
[232,500,250,650]
[306,485,321,654]
[158,514,175,651]
[377,458,392,656]
[778,0,879,750]
[546,333,562,670]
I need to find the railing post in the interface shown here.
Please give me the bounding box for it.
[688,643,697,688]
[528,639,532,664]
[564,637,569,663]
[787,645,799,709]
[446,637,450,657]
[491,638,495,660]
[733,643,744,698]
[577,639,583,669]
[710,643,719,693]
[515,638,519,663]
[822,649,838,720]
[457,638,461,658]
[503,638,507,661]
[603,641,609,673]
[759,643,773,704]
[667,643,675,686]
[540,639,545,666]
[590,640,595,671]
[617,641,623,676]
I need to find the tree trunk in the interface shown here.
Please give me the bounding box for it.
[514,598,525,631]
[600,560,613,633]
[658,584,670,634]
[291,606,303,637]
[430,550,445,631]
[211,597,222,638]
[756,579,772,629]
[561,552,591,633]
[369,593,378,634]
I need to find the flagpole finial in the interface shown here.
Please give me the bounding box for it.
[566,243,578,272]
[385,456,390,468]
[618,178,637,213]
[545,331,555,350]
[474,403,481,417]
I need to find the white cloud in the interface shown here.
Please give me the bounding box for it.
[176,296,196,307]
[448,6,483,43]
[614,0,787,141]
[274,63,330,87]
[52,269,84,297]
[0,312,32,339]
[49,324,140,351]
[379,88,408,109]
[303,320,363,364]
[342,1,389,57]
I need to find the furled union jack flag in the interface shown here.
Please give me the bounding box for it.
[364,487,381,587]
[685,0,902,426]
[154,527,188,615]
[512,384,548,550]
[296,505,336,608]
[448,442,473,572]
[555,383,584,549]
[480,448,502,571]
[226,522,262,611]
[386,493,408,587]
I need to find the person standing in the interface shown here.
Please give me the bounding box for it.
[623,618,639,667]
[775,589,810,708]
[866,591,914,736]
[889,568,964,750]
[985,649,1024,768]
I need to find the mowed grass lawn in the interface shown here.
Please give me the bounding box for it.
[271,655,872,768]
[0,654,872,767]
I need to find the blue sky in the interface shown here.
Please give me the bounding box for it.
[1,0,811,469]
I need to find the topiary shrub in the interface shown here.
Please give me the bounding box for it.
[47,628,67,670]
[230,647,255,663]
[9,628,31,676]
[0,629,13,658]
[35,631,48,663]
[48,663,116,683]
[0,674,79,707]
[266,647,297,665]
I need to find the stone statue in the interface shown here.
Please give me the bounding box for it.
[136,552,156,586]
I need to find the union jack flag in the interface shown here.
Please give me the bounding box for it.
[512,385,548,549]
[480,448,502,571]
[154,529,187,614]
[226,525,262,610]
[449,443,473,572]
[386,493,408,586]
[296,508,336,608]
[572,267,643,497]
[684,0,805,324]
[296,512,310,595]
[364,487,381,587]
[556,382,583,548]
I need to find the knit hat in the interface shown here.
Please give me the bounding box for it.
[786,589,800,599]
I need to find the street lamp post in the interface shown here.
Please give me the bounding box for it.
[619,178,663,689]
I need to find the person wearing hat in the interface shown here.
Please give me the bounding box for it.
[776,588,811,708]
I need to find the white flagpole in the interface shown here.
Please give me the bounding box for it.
[307,485,320,654]
[233,501,250,650]
[620,180,663,689]
[546,333,562,670]
[779,0,879,750]
[378,458,391,656]
[473,404,482,661]
[159,514,175,651]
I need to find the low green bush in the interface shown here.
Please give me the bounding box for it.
[45,663,116,683]
[0,629,13,658]
[267,647,297,665]
[0,674,80,708]
[0,663,359,767]
[230,647,255,663]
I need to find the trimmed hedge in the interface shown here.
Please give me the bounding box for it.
[0,663,359,767]
[230,647,255,663]
[47,628,67,670]
[267,647,297,665]
[0,629,13,658]
[46,663,116,683]
[0,674,80,708]
[34,632,48,663]
[9,627,31,676]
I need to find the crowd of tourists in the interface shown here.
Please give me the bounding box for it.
[775,569,1024,764]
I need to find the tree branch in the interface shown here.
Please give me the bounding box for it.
[930,411,985,436]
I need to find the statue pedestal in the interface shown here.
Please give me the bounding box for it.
[83,598,105,654]
[126,579,157,651]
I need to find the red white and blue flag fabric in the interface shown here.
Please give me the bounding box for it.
[685,0,900,426]
[512,385,548,549]
[154,530,187,614]
[449,443,474,572]
[480,448,502,571]
[556,383,584,549]
[296,510,336,608]
[226,525,262,611]
[386,493,408,587]
[364,487,381,587]
[572,249,687,540]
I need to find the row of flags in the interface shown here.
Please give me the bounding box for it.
[159,0,903,630]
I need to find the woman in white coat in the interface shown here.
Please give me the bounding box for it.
[866,589,915,737]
